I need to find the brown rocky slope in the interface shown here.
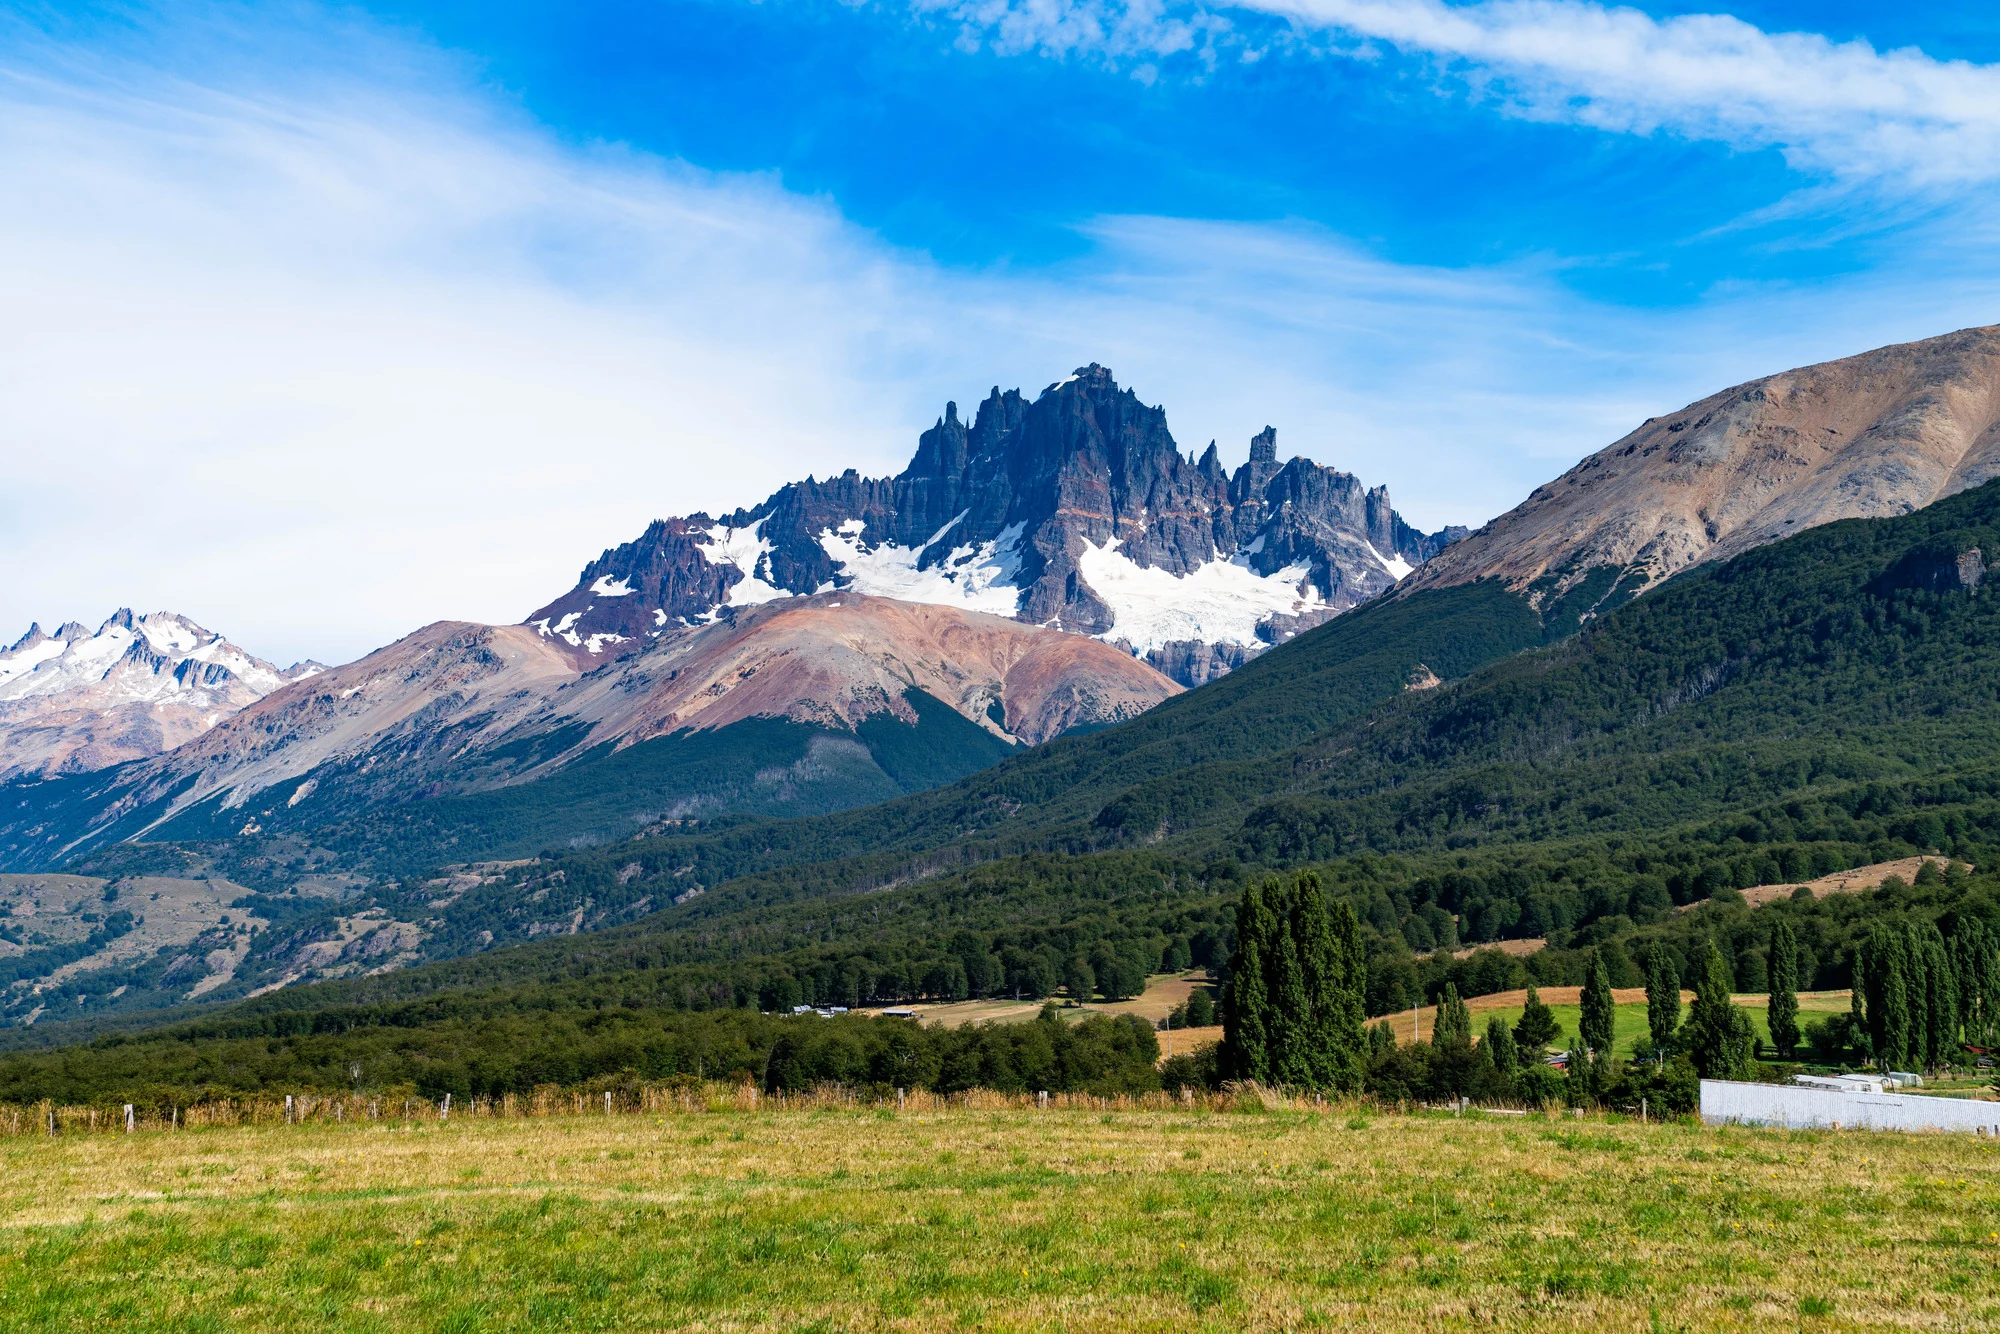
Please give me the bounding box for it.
[96,595,1178,837]
[1402,324,2000,611]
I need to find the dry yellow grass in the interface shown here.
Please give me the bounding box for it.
[858,971,1213,1029]
[1451,937,1547,960]
[5,1097,2000,1330]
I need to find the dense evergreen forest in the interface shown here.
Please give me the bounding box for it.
[13,481,2000,1102]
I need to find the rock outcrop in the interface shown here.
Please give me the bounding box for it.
[527,366,1463,685]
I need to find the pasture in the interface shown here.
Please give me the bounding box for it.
[1404,989,1854,1061]
[5,1097,2000,1330]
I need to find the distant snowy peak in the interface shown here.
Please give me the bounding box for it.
[0,609,289,703]
[0,610,309,779]
[525,365,1466,685]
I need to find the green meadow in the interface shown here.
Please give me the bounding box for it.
[1442,996,1854,1063]
[6,1102,2000,1331]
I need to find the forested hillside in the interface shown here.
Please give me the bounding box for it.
[204,574,1554,883]
[14,481,2000,1091]
[0,569,1557,1030]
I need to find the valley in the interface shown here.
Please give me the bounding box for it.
[16,10,2000,1328]
[6,328,2000,1110]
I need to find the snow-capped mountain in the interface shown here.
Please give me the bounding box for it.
[0,610,322,779]
[528,365,1465,685]
[0,595,1180,870]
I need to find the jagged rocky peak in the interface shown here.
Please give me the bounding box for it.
[526,365,1463,685]
[0,609,316,779]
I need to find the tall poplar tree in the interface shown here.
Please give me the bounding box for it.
[1863,925,1913,1072]
[1684,940,1755,1079]
[1320,897,1369,1092]
[1269,890,1310,1086]
[1580,951,1615,1060]
[1290,878,1338,1087]
[1902,923,1932,1070]
[1767,917,1800,1060]
[1645,945,1681,1053]
[1917,922,1958,1073]
[1952,922,1984,1048]
[1850,943,1868,1052]
[1433,983,1472,1048]
[1222,879,1276,1081]
[1484,1015,1519,1074]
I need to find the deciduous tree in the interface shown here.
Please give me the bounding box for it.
[1684,940,1755,1080]
[1646,944,1681,1054]
[1767,918,1800,1060]
[1580,951,1615,1060]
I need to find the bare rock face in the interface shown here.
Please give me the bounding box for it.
[73,596,1180,838]
[1403,325,2000,613]
[525,367,1461,685]
[0,611,320,779]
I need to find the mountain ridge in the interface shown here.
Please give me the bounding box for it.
[527,365,1464,686]
[0,595,1178,872]
[1405,323,2000,617]
[0,609,321,780]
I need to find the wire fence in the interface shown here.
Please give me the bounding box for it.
[0,1081,1561,1136]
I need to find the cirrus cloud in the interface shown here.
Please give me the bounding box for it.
[923,0,2000,187]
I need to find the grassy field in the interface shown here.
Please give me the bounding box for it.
[1404,990,1856,1061]
[6,1102,2000,1331]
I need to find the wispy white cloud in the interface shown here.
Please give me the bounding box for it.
[914,0,1230,62]
[930,0,2000,188]
[3,6,1996,667]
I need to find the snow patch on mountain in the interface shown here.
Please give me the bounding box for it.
[532,610,587,646]
[1366,542,1414,581]
[139,616,202,653]
[817,515,1025,616]
[698,519,793,608]
[1078,539,1324,654]
[589,574,636,597]
[0,635,64,688]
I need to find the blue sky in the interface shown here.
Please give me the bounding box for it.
[366,0,1998,288]
[4,0,1999,663]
